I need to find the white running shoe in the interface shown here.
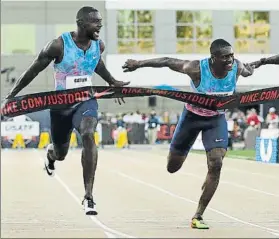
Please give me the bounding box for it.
[44,144,55,177]
[82,198,98,215]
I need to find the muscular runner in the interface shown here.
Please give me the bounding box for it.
[4,6,130,215]
[122,39,254,229]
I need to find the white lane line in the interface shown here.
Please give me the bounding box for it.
[119,152,279,198]
[180,172,279,198]
[104,231,117,238]
[36,152,135,239]
[131,150,279,181]
[53,173,135,238]
[112,170,279,237]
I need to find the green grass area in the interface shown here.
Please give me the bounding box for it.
[192,149,256,160]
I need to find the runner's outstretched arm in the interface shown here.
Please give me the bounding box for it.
[122,57,201,77]
[5,39,62,99]
[250,54,279,69]
[262,54,279,64]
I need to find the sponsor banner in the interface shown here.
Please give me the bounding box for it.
[2,86,279,118]
[255,137,278,164]
[1,121,40,138]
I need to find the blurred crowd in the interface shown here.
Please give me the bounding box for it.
[98,110,180,125]
[96,106,279,145]
[226,107,279,143]
[97,110,180,144]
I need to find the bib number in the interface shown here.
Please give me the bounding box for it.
[206,91,233,97]
[66,75,92,89]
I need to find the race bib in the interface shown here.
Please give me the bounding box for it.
[66,75,92,89]
[206,91,233,97]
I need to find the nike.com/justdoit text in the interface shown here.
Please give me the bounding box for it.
[1,90,91,115]
[240,89,279,104]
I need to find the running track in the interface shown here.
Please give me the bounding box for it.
[2,147,279,238]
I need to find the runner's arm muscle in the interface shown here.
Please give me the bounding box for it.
[5,39,62,99]
[138,57,190,74]
[123,57,200,76]
[94,40,117,85]
[260,54,279,65]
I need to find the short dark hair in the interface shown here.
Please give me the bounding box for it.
[76,6,98,21]
[210,39,231,55]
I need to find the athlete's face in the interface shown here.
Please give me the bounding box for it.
[84,11,103,41]
[213,46,234,71]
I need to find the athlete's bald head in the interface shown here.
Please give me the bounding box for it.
[210,39,232,56]
[76,6,99,22]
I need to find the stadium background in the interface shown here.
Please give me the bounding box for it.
[1,0,279,160]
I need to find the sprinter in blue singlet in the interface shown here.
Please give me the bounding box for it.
[4,6,130,215]
[122,39,255,229]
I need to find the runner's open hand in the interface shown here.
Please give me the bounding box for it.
[122,59,140,72]
[243,63,254,75]
[109,80,130,105]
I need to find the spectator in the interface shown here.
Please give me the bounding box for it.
[265,107,279,129]
[123,112,133,123]
[133,110,144,124]
[116,113,125,128]
[246,109,262,129]
[147,110,160,144]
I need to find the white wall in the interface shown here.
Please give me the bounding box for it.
[106,54,278,87]
[106,0,279,10]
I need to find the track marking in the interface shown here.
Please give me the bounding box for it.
[112,170,279,237]
[53,174,135,238]
[36,152,135,239]
[104,231,117,238]
[130,149,279,181]
[180,172,279,198]
[118,151,279,198]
